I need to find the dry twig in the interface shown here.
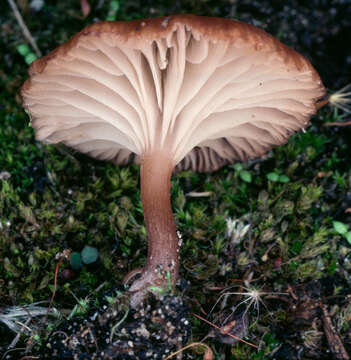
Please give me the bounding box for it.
[7,0,42,57]
[323,120,351,127]
[321,304,350,360]
[191,312,258,348]
[164,342,213,360]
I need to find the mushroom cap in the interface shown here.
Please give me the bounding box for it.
[21,14,325,172]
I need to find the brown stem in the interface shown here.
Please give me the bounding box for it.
[128,151,179,300]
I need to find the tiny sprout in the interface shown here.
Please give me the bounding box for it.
[232,163,252,183]
[148,286,167,294]
[226,218,250,245]
[240,170,252,183]
[70,252,82,270]
[17,44,37,64]
[166,271,173,292]
[267,172,290,183]
[278,175,290,183]
[232,163,243,172]
[67,291,90,319]
[81,245,99,265]
[104,289,123,305]
[105,0,120,21]
[333,221,349,235]
[105,295,116,305]
[333,221,351,245]
[33,334,41,343]
[267,172,279,182]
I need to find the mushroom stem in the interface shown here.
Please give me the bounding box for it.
[128,150,179,300]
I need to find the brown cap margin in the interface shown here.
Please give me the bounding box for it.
[24,14,321,82]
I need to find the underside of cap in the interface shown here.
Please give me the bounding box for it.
[21,14,325,172]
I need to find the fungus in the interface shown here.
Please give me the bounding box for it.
[21,15,325,305]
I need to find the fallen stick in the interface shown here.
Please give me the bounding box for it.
[7,0,42,57]
[323,120,351,127]
[321,303,350,360]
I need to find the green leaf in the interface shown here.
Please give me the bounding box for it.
[328,260,337,275]
[106,15,116,21]
[70,252,82,270]
[278,175,290,183]
[345,231,351,245]
[333,221,349,235]
[24,53,37,65]
[17,44,31,56]
[106,0,119,20]
[148,286,164,293]
[120,244,130,255]
[267,172,279,182]
[291,240,302,255]
[81,246,99,265]
[110,0,120,11]
[233,163,243,172]
[240,170,252,183]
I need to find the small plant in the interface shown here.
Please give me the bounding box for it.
[232,163,252,183]
[17,44,37,65]
[70,251,83,270]
[67,294,91,319]
[225,218,251,245]
[81,245,99,265]
[105,0,120,20]
[333,221,351,244]
[148,271,174,295]
[266,171,290,183]
[332,170,347,189]
[70,246,99,270]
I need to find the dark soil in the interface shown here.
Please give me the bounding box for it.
[44,291,191,360]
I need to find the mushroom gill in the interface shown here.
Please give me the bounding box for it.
[22,16,324,171]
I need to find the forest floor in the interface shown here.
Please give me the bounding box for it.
[1,1,351,359]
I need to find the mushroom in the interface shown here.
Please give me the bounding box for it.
[21,15,325,304]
